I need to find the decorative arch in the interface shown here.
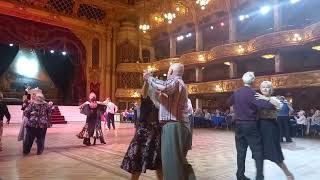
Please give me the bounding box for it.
[0,14,87,102]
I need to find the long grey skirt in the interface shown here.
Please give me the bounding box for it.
[18,116,28,141]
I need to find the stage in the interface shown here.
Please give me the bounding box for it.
[0,123,319,180]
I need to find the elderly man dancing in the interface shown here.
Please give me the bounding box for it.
[228,72,277,180]
[143,63,195,180]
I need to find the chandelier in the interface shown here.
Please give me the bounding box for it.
[164,12,176,24]
[196,0,210,10]
[139,24,150,33]
[162,0,176,24]
[139,0,150,33]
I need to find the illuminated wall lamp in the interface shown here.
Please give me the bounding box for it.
[261,54,275,59]
[224,62,231,66]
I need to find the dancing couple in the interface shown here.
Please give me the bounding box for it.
[229,72,294,180]
[121,63,195,180]
[77,92,106,146]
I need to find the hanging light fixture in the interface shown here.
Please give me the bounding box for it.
[139,0,150,33]
[196,0,211,10]
[163,0,176,24]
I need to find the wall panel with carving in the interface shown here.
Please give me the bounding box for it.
[116,40,139,63]
[117,72,143,89]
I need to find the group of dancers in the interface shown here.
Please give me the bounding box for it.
[116,66,295,180]
[0,63,295,180]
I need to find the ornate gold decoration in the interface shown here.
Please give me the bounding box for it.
[115,70,320,98]
[117,21,320,73]
[0,1,106,33]
[115,88,142,98]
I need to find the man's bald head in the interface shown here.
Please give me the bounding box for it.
[168,63,184,78]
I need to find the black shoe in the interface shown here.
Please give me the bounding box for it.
[237,176,250,180]
[83,139,91,146]
[100,137,106,144]
[286,139,293,143]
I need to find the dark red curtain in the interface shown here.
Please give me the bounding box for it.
[0,14,87,102]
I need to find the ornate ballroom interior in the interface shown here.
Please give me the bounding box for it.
[0,0,319,109]
[1,0,320,180]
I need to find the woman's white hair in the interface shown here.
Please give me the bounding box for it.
[298,110,305,116]
[242,72,255,85]
[170,63,184,77]
[260,81,273,93]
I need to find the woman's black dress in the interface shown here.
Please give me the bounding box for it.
[259,109,284,164]
[77,103,105,145]
[121,96,161,173]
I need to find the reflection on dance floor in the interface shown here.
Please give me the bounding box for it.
[0,122,319,180]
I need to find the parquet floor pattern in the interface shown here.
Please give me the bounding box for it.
[0,123,319,180]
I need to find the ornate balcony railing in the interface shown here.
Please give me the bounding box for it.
[117,21,320,73]
[115,70,320,98]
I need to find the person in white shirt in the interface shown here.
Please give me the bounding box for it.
[103,98,118,130]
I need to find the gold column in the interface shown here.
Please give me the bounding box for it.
[229,12,237,43]
[85,36,92,96]
[195,24,203,51]
[195,66,203,109]
[169,34,177,58]
[99,33,107,100]
[111,24,119,101]
[275,54,284,73]
[229,62,237,78]
[195,67,203,82]
[274,0,282,32]
[105,28,112,99]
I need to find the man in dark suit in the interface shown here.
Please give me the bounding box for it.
[0,92,11,151]
[228,72,275,180]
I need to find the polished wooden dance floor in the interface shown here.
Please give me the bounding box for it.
[0,122,319,180]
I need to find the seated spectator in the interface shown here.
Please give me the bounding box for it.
[310,110,320,135]
[294,110,307,136]
[122,109,129,122]
[204,110,211,120]
[194,108,203,117]
[204,109,212,128]
[214,109,221,117]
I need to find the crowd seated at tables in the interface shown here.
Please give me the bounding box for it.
[193,108,235,129]
[192,107,320,138]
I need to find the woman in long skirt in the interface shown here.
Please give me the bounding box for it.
[121,83,163,180]
[256,81,294,180]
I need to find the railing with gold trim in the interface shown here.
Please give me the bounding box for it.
[115,70,320,98]
[0,0,106,33]
[117,21,320,73]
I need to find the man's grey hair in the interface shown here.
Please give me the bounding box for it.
[170,63,184,77]
[242,72,255,85]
